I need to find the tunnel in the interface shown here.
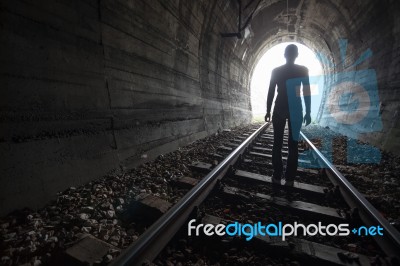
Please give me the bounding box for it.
[1,0,400,253]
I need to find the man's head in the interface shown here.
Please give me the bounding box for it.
[284,44,298,63]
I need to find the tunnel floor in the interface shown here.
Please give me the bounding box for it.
[0,123,399,265]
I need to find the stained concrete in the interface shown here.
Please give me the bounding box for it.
[0,0,399,215]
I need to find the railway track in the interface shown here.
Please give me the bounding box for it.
[111,122,400,266]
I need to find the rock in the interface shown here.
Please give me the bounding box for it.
[1,222,10,229]
[110,235,120,242]
[64,214,74,221]
[5,232,17,240]
[109,248,120,256]
[347,243,357,252]
[48,236,58,243]
[79,213,90,221]
[106,210,115,219]
[1,256,10,263]
[83,219,98,227]
[104,254,113,263]
[81,227,92,233]
[337,252,359,261]
[81,206,94,213]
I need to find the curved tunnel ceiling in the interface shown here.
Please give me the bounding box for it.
[235,0,395,74]
[227,0,398,152]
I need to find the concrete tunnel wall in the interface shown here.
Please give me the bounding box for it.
[0,0,252,215]
[1,0,399,215]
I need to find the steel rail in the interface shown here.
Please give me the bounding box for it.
[111,122,270,266]
[300,131,400,258]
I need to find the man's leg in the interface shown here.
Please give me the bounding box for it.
[272,113,286,183]
[285,115,302,185]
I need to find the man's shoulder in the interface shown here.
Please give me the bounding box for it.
[274,64,308,71]
[272,65,286,72]
[294,64,309,72]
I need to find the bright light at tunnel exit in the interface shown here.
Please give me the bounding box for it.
[251,42,324,121]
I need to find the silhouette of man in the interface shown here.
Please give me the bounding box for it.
[265,44,311,186]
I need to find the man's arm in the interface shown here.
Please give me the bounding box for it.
[266,69,277,114]
[265,69,277,122]
[302,68,311,125]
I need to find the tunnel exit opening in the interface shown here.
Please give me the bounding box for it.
[250,42,324,123]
